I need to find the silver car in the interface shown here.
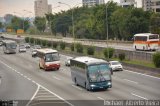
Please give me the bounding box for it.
[65,57,73,66]
[109,61,123,71]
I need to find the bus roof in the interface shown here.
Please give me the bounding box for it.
[134,33,158,37]
[72,56,107,65]
[37,48,58,54]
[2,40,16,43]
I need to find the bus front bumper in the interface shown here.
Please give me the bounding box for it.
[45,64,60,70]
[90,81,112,90]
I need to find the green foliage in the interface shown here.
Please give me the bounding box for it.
[153,52,160,68]
[36,39,41,45]
[52,42,58,49]
[150,13,160,35]
[11,16,30,32]
[119,53,125,61]
[30,38,34,44]
[0,22,3,29]
[47,41,52,47]
[76,43,83,53]
[59,41,66,50]
[42,40,47,47]
[87,46,95,55]
[70,43,74,51]
[104,48,115,59]
[25,37,29,43]
[34,17,46,32]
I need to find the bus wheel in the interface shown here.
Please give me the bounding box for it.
[135,46,137,50]
[74,78,78,86]
[143,46,145,51]
[39,64,42,69]
[85,82,90,91]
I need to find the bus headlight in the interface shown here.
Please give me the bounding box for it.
[108,82,111,85]
[90,84,96,87]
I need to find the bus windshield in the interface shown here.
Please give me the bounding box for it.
[88,64,110,82]
[6,43,17,49]
[45,53,60,62]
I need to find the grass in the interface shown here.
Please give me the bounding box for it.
[123,60,156,68]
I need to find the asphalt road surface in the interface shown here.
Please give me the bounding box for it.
[0,47,160,106]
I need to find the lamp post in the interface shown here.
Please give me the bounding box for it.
[50,6,60,36]
[58,2,81,50]
[106,3,109,59]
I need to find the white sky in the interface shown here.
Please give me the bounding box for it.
[0,0,142,17]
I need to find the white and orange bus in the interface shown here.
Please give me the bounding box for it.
[37,48,60,71]
[133,33,159,51]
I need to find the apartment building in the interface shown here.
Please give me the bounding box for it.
[34,0,52,17]
[142,0,160,12]
[82,0,105,7]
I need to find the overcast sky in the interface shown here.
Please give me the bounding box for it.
[0,0,142,17]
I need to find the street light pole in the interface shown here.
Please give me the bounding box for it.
[106,3,109,59]
[58,2,81,51]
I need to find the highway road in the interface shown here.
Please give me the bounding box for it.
[3,34,160,53]
[0,46,160,106]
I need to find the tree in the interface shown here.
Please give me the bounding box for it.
[0,22,3,29]
[150,13,160,34]
[34,17,46,32]
[11,16,22,31]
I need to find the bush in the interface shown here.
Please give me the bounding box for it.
[36,39,41,45]
[76,43,83,53]
[42,40,47,47]
[52,42,58,49]
[30,38,34,44]
[119,53,125,61]
[87,46,95,55]
[153,52,160,68]
[47,41,52,47]
[70,43,74,51]
[60,41,66,50]
[25,37,29,43]
[104,48,115,59]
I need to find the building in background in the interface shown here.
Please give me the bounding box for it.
[82,0,105,7]
[4,14,14,24]
[34,0,52,17]
[142,0,160,13]
[120,0,137,7]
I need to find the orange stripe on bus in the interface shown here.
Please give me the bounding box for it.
[134,41,159,44]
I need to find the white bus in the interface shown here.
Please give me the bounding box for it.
[2,40,17,54]
[70,56,112,91]
[37,48,60,71]
[133,33,159,51]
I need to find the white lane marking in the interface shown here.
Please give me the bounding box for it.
[0,60,74,106]
[125,70,160,80]
[123,79,138,84]
[26,84,40,106]
[34,95,56,99]
[0,78,1,85]
[71,85,83,91]
[97,97,105,100]
[40,85,74,106]
[53,76,61,81]
[131,93,148,100]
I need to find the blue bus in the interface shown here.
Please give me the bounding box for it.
[70,56,112,91]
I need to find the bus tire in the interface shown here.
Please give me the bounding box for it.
[85,83,90,91]
[135,46,137,50]
[39,64,42,69]
[143,46,145,51]
[74,78,78,86]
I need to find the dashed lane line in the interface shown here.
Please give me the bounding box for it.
[0,60,74,106]
[123,79,138,84]
[131,93,148,100]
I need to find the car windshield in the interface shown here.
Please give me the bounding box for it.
[88,64,111,82]
[35,45,41,49]
[6,43,17,49]
[45,53,60,62]
[19,46,25,49]
[111,62,120,65]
